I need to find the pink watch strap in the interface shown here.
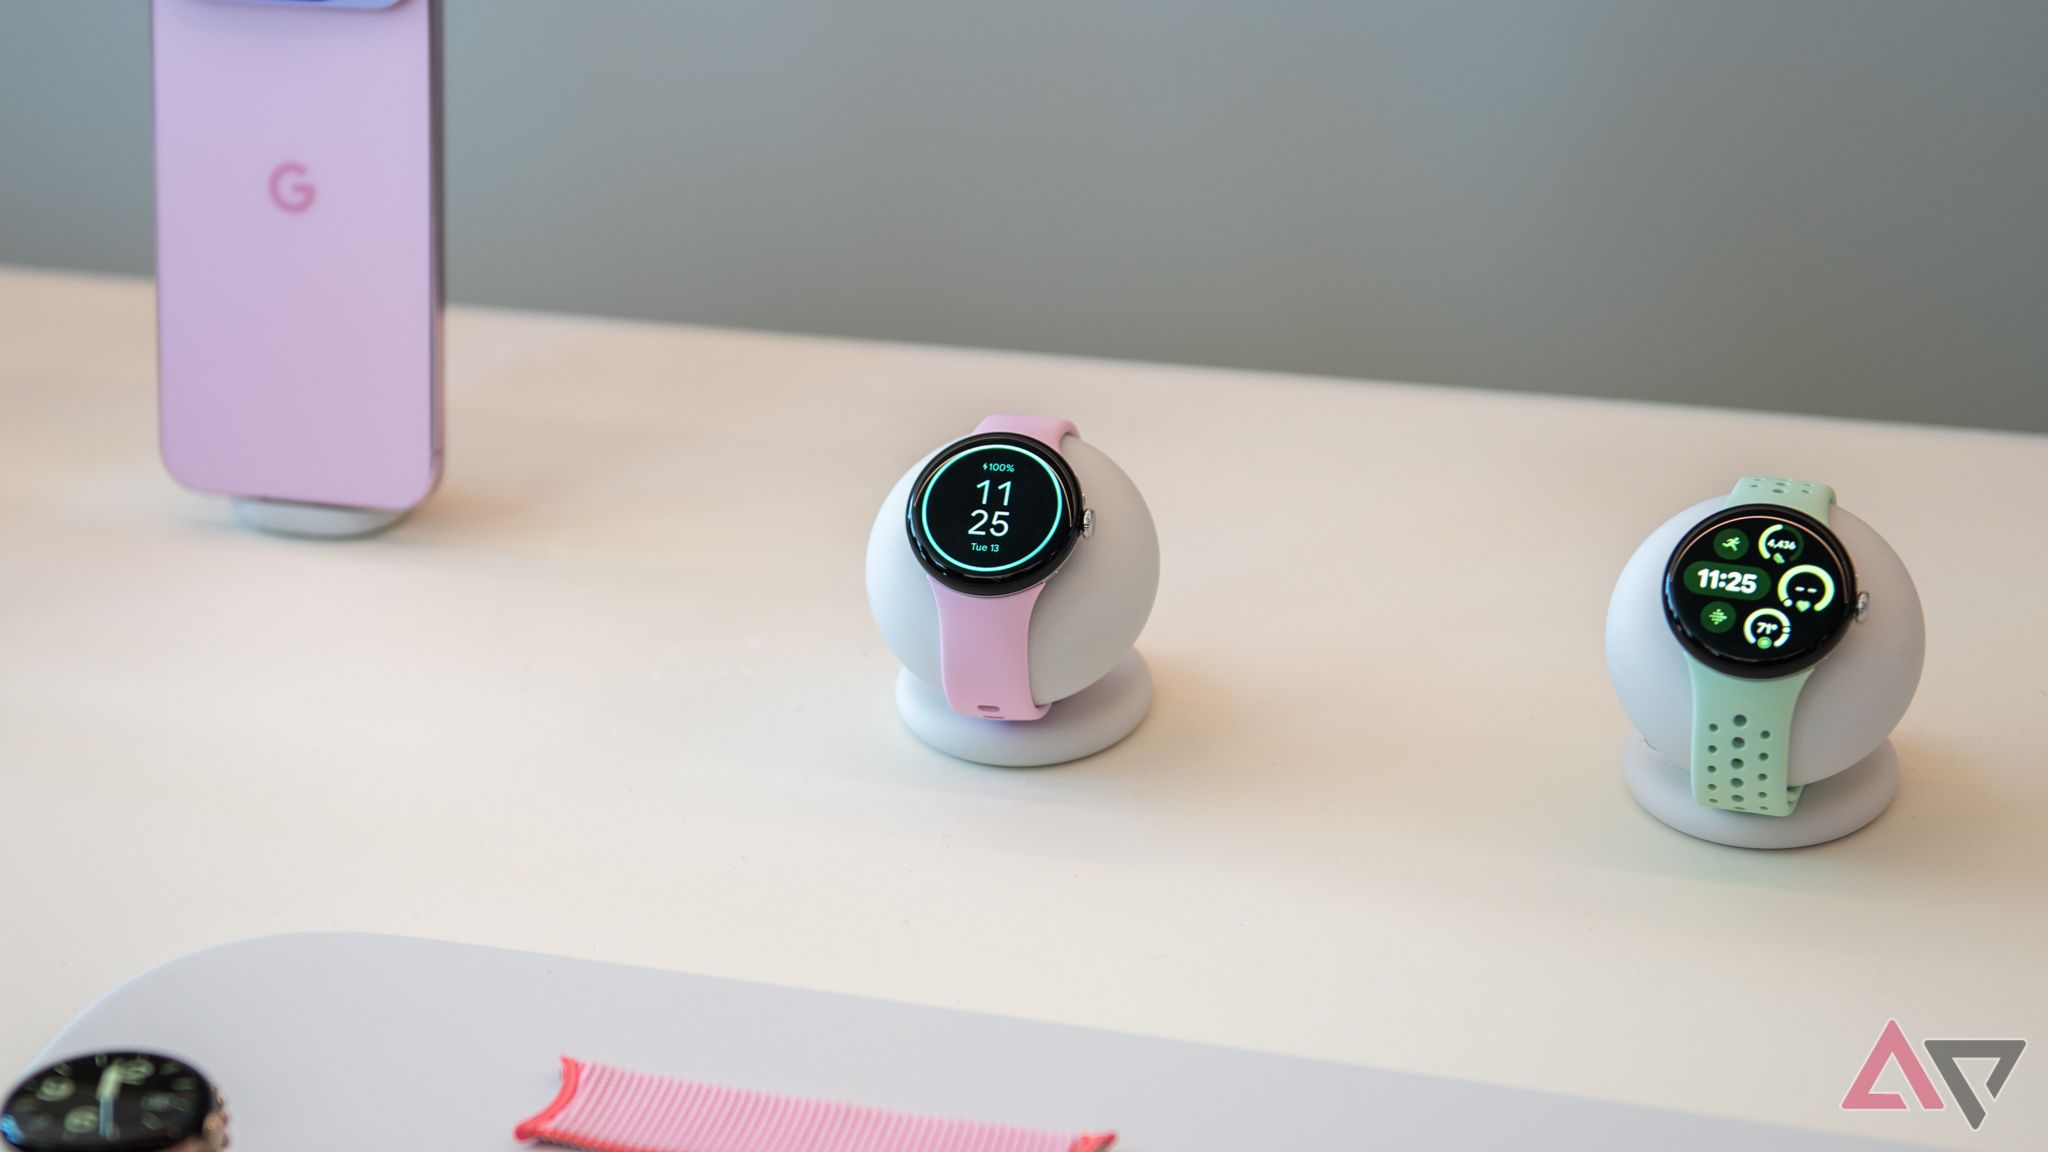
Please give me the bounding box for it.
[925,415,1080,722]
[514,1057,1116,1152]
[971,414,1077,451]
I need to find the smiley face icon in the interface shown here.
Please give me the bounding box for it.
[1777,563,1836,613]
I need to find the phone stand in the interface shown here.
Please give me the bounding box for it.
[1606,497,1924,849]
[867,433,1159,767]
[230,497,410,539]
[154,0,441,542]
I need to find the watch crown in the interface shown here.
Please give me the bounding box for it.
[1081,508,1096,538]
[1853,591,1871,622]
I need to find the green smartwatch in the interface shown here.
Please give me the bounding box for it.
[1662,477,1863,817]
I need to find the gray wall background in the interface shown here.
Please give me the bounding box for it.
[2,1,2043,431]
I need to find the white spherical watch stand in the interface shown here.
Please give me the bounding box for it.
[230,497,410,539]
[867,434,1160,767]
[1606,497,1924,849]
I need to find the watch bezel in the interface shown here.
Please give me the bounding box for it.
[905,432,1085,597]
[2,1052,215,1152]
[1662,502,1858,680]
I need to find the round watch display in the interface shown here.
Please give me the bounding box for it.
[1663,504,1857,679]
[906,432,1085,596]
[2,1053,218,1152]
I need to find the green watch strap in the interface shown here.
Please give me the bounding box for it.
[1687,661,1813,815]
[1731,475,1835,524]
[1682,476,1837,817]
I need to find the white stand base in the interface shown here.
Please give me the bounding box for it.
[1623,731,1899,849]
[229,497,409,539]
[896,650,1151,768]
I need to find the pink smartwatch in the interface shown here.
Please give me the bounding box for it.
[906,416,1094,721]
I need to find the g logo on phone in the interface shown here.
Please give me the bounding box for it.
[269,162,316,214]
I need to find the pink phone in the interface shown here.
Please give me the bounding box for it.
[153,0,442,513]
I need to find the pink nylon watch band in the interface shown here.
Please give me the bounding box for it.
[514,1057,1116,1152]
[925,415,1080,721]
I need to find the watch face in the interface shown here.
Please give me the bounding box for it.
[906,432,1085,596]
[2,1054,211,1152]
[1663,504,1857,679]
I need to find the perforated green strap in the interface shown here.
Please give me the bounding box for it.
[1685,476,1837,818]
[1730,475,1834,522]
[1688,662,1812,815]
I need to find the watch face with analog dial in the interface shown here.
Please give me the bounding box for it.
[1663,504,1857,679]
[906,432,1085,596]
[2,1053,212,1152]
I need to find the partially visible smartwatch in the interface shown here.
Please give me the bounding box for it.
[3,1051,229,1152]
[906,415,1095,720]
[1663,476,1866,816]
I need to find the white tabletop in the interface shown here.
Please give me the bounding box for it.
[1,266,2043,1148]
